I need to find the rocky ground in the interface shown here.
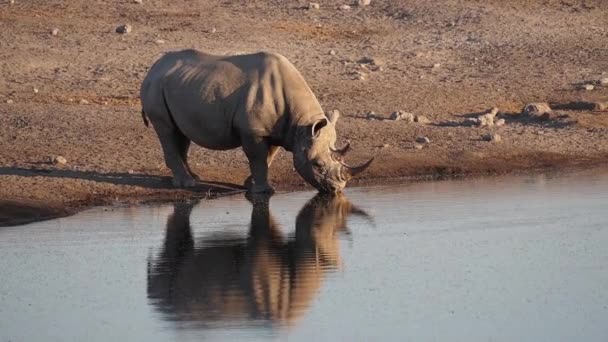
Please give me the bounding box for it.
[1,0,608,225]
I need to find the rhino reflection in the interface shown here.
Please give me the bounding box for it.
[147,193,369,328]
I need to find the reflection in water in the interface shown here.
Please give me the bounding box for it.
[147,193,369,329]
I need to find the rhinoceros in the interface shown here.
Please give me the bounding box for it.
[140,49,373,193]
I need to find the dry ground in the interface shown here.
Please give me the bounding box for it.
[1,0,608,225]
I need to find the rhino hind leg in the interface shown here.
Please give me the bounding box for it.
[178,138,200,181]
[152,122,197,188]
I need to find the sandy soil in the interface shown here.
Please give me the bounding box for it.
[1,0,608,225]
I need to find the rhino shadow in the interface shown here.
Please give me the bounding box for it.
[147,192,371,329]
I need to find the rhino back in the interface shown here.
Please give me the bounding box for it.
[141,49,323,150]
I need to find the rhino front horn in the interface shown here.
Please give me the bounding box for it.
[342,157,374,179]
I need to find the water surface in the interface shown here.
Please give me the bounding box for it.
[1,171,608,341]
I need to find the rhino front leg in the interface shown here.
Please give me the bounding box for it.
[242,138,275,194]
[153,123,197,188]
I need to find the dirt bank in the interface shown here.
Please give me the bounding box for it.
[1,0,608,225]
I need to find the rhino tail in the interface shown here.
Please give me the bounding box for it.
[141,110,149,127]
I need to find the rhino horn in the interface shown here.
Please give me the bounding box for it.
[330,141,351,160]
[341,157,374,180]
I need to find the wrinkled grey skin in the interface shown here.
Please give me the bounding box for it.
[140,49,372,193]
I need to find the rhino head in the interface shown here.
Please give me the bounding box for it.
[293,111,374,193]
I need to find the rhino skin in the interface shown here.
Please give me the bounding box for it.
[140,49,373,193]
[147,193,371,326]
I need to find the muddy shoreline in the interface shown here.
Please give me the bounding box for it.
[2,159,607,227]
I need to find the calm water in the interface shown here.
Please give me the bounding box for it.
[1,171,608,341]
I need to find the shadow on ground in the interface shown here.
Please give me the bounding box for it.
[0,167,245,193]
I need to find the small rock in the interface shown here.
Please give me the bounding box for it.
[495,118,506,127]
[359,56,383,66]
[339,4,351,10]
[79,99,89,105]
[598,78,608,86]
[128,169,135,174]
[389,111,415,122]
[482,133,501,142]
[33,88,39,94]
[116,24,132,34]
[51,28,59,36]
[464,118,479,126]
[592,102,608,111]
[366,111,379,120]
[9,0,14,4]
[432,63,441,68]
[581,84,594,91]
[382,143,390,148]
[329,49,336,55]
[67,98,74,102]
[308,2,320,9]
[133,0,142,3]
[415,136,430,144]
[413,143,423,150]
[6,99,14,104]
[54,156,67,165]
[209,27,217,33]
[478,114,495,127]
[522,102,552,117]
[415,115,430,124]
[154,39,165,44]
[357,0,371,6]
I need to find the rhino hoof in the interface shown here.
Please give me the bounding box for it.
[172,177,197,188]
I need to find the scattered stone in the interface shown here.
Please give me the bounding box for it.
[128,169,135,174]
[415,136,430,144]
[432,63,441,69]
[329,49,336,55]
[357,0,371,6]
[79,99,89,105]
[339,4,351,10]
[366,111,379,120]
[415,115,430,124]
[9,0,14,4]
[6,99,14,104]
[593,102,608,111]
[67,98,74,102]
[522,102,552,118]
[495,118,506,127]
[116,24,132,34]
[482,133,501,142]
[33,88,39,94]
[389,111,415,122]
[581,84,595,91]
[308,2,320,9]
[209,27,217,34]
[413,143,423,150]
[51,28,59,36]
[598,78,608,86]
[154,39,165,44]
[477,108,498,127]
[133,0,142,3]
[54,156,67,165]
[382,143,390,148]
[359,56,383,66]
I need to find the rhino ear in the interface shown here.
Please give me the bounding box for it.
[312,118,328,139]
[326,109,340,125]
